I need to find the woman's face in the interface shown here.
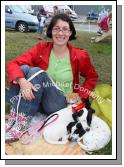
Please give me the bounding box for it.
[52,19,71,46]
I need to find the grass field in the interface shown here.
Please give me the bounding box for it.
[5,30,112,155]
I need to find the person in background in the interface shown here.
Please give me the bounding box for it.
[5,13,98,142]
[53,6,60,15]
[97,8,110,35]
[97,10,112,35]
[37,8,42,30]
[37,8,46,39]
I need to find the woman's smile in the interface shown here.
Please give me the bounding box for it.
[55,36,66,41]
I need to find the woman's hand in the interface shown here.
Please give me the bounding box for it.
[66,93,82,104]
[17,78,37,101]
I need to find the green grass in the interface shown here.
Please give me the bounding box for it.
[72,32,112,85]
[5,30,112,155]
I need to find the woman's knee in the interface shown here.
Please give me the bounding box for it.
[20,65,30,76]
[29,67,42,74]
[20,65,43,77]
[20,65,49,84]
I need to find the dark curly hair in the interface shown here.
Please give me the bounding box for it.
[46,13,76,40]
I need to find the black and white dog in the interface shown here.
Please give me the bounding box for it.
[69,113,111,152]
[43,104,111,151]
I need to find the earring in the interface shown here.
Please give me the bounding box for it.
[69,31,72,36]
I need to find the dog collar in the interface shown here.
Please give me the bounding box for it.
[72,103,85,113]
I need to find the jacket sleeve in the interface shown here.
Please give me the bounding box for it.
[78,50,98,99]
[6,42,42,85]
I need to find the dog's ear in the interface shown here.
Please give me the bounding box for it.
[87,108,94,126]
[85,98,95,114]
[85,98,91,109]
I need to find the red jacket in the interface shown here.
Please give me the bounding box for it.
[6,42,98,99]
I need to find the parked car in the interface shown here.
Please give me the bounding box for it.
[5,5,39,32]
[86,11,98,21]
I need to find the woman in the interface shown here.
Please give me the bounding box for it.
[5,14,98,141]
[53,6,60,16]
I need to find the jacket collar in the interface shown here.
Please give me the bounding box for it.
[40,42,76,65]
[67,42,77,62]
